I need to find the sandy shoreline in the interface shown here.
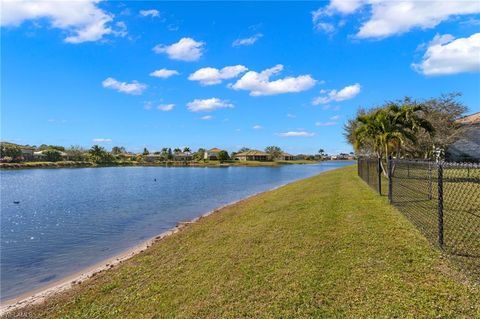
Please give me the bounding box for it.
[0,182,291,316]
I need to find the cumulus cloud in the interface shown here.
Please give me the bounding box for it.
[1,0,125,43]
[153,37,205,61]
[232,33,263,46]
[252,125,262,130]
[412,33,480,76]
[312,83,361,105]
[278,131,315,137]
[230,64,316,96]
[200,115,213,120]
[102,77,147,95]
[150,68,180,78]
[186,98,233,112]
[158,104,175,111]
[93,138,112,143]
[312,1,480,38]
[188,65,248,85]
[139,9,159,17]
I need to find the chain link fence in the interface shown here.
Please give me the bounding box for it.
[358,157,480,281]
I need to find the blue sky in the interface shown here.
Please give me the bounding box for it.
[2,1,479,154]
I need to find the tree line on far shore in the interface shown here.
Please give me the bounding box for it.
[0,143,334,165]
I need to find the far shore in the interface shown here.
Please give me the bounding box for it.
[0,159,348,170]
[0,175,299,316]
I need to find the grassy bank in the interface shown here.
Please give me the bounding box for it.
[0,159,321,169]
[13,166,480,318]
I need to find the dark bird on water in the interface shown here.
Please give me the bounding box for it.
[13,201,20,204]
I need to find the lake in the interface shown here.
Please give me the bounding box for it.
[0,162,352,301]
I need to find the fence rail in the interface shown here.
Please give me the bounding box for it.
[358,157,480,281]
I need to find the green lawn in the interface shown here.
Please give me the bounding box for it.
[17,166,480,318]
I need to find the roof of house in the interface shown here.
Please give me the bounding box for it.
[235,150,270,156]
[208,148,223,153]
[456,112,480,125]
[281,152,294,157]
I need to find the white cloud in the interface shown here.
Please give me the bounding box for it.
[232,33,263,46]
[93,138,112,143]
[278,131,315,137]
[153,37,205,61]
[230,64,316,96]
[357,1,480,39]
[158,104,175,111]
[139,9,159,17]
[312,83,361,105]
[412,33,480,76]
[200,115,213,120]
[1,0,124,43]
[330,115,341,120]
[102,77,147,95]
[186,98,233,112]
[150,68,180,78]
[312,1,480,39]
[188,65,248,85]
[287,113,296,118]
[252,125,262,130]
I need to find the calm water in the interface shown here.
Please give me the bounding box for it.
[0,162,352,300]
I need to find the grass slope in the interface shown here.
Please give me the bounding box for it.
[18,166,480,318]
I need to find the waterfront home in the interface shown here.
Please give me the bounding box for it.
[204,148,223,160]
[33,151,47,161]
[279,152,295,160]
[174,152,193,161]
[448,112,480,162]
[144,154,164,162]
[20,146,35,161]
[234,150,271,161]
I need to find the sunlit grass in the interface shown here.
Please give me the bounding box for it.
[17,166,480,318]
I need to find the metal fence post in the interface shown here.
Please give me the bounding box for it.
[437,163,444,249]
[388,156,393,203]
[377,157,382,195]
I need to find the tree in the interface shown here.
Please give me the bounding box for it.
[0,144,22,161]
[183,147,191,153]
[44,149,62,162]
[88,145,113,163]
[38,144,65,151]
[111,146,126,155]
[194,148,205,161]
[265,146,283,159]
[167,148,173,160]
[238,147,250,153]
[173,148,182,154]
[142,148,150,156]
[348,102,434,175]
[218,150,230,162]
[66,145,86,161]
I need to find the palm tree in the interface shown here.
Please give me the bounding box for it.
[183,147,191,153]
[353,103,434,176]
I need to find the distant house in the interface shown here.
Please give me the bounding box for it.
[33,150,70,161]
[33,151,47,161]
[174,152,193,161]
[20,147,35,161]
[278,152,295,160]
[234,150,271,161]
[144,154,163,162]
[204,148,223,160]
[447,112,480,162]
